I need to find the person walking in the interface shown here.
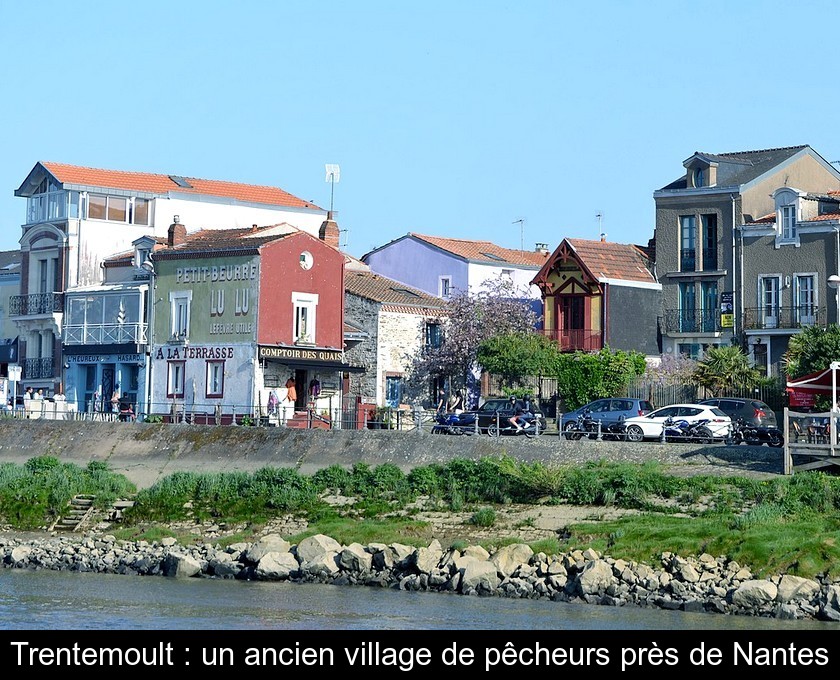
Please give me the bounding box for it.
[436,388,447,414]
[110,384,121,413]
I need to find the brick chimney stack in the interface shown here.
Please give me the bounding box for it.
[168,215,186,247]
[318,211,340,248]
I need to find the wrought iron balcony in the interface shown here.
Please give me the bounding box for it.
[663,309,720,333]
[24,357,54,379]
[679,249,696,272]
[742,306,826,330]
[64,323,148,345]
[701,248,718,270]
[540,328,603,352]
[10,292,64,316]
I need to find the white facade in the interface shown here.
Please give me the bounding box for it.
[465,262,542,299]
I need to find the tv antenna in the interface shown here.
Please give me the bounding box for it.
[512,218,525,250]
[325,164,340,213]
[596,212,605,240]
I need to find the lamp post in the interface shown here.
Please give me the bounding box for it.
[141,256,155,419]
[829,275,840,328]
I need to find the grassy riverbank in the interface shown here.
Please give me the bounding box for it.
[2,455,839,580]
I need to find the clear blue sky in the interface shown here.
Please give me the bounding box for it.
[2,0,839,259]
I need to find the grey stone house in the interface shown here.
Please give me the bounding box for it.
[343,263,449,408]
[653,145,840,375]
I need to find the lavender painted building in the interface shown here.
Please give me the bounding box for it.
[361,233,549,317]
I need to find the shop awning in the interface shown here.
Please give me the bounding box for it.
[284,359,366,373]
[786,364,839,409]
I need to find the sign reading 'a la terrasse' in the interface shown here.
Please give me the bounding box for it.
[258,345,343,363]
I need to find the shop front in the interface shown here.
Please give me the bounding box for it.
[63,348,143,414]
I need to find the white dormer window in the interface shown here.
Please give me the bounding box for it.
[773,187,804,248]
[781,205,796,240]
[693,167,705,188]
[135,247,150,269]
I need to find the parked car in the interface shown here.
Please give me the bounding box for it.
[622,403,732,442]
[561,398,653,437]
[470,397,547,433]
[697,398,777,428]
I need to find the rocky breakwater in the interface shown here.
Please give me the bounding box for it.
[3,533,840,622]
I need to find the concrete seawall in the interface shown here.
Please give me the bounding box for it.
[0,420,784,490]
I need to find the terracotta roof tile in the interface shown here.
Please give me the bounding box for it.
[566,238,656,284]
[410,233,549,267]
[345,270,450,310]
[40,161,321,210]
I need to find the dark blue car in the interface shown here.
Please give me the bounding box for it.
[561,398,653,437]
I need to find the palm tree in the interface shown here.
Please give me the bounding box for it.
[693,345,760,396]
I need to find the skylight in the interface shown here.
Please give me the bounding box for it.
[480,252,507,261]
[169,175,193,189]
[391,287,420,298]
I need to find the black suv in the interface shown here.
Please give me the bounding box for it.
[471,397,548,432]
[697,398,777,428]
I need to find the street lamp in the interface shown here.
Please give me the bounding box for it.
[829,275,840,327]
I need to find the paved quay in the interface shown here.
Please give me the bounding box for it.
[0,420,784,490]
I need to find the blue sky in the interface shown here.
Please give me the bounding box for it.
[2,1,839,259]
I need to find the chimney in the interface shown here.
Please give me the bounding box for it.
[535,242,549,255]
[318,211,340,248]
[600,233,607,242]
[168,215,186,247]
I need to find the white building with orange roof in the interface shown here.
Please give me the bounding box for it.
[11,161,330,396]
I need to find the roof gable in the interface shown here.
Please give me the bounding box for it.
[532,238,656,291]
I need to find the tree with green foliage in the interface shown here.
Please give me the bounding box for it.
[476,332,559,391]
[783,324,840,379]
[405,275,539,405]
[555,347,647,410]
[692,345,761,395]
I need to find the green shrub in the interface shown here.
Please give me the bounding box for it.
[469,507,497,527]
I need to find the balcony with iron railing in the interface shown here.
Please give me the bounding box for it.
[9,293,64,317]
[663,309,720,333]
[540,328,603,352]
[24,357,54,379]
[742,306,826,330]
[701,248,718,270]
[64,323,148,346]
[679,249,696,272]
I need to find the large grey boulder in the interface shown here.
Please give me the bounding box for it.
[579,559,614,595]
[245,534,290,563]
[461,560,500,592]
[296,534,342,563]
[732,580,777,607]
[776,575,820,603]
[300,552,340,577]
[339,543,372,572]
[162,552,202,578]
[491,544,534,578]
[411,540,443,574]
[255,552,299,580]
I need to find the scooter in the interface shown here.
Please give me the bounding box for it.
[431,411,478,435]
[486,411,541,438]
[729,417,784,448]
[563,408,600,440]
[602,415,628,441]
[662,417,714,443]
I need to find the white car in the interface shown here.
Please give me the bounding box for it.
[622,403,731,443]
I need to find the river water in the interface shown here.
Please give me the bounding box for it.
[0,568,834,631]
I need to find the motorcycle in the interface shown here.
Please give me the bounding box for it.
[602,415,628,441]
[431,411,478,435]
[486,411,541,438]
[662,417,714,443]
[729,417,784,448]
[563,408,604,440]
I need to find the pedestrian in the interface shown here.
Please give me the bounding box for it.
[268,389,279,415]
[24,387,32,404]
[110,384,120,412]
[451,389,465,414]
[436,388,447,414]
[34,389,43,400]
[285,376,297,404]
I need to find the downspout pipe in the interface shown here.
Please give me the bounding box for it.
[731,194,739,340]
